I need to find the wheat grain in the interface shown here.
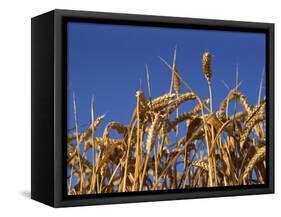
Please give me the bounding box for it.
[79,114,106,142]
[240,114,266,150]
[173,66,181,94]
[146,113,162,153]
[202,52,212,83]
[167,92,197,114]
[166,112,194,132]
[191,160,209,171]
[149,93,176,112]
[242,146,266,181]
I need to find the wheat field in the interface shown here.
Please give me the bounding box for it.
[67,49,266,195]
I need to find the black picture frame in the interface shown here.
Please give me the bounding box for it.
[31,9,274,207]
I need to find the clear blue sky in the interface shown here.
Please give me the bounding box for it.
[67,21,266,135]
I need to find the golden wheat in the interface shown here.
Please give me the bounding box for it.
[202,52,212,83]
[67,49,266,195]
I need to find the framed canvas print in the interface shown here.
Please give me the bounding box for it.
[31,9,274,207]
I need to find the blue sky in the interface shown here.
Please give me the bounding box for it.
[67,21,266,136]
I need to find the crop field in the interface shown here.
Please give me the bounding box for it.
[67,49,266,195]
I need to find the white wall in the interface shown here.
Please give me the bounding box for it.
[0,0,279,215]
